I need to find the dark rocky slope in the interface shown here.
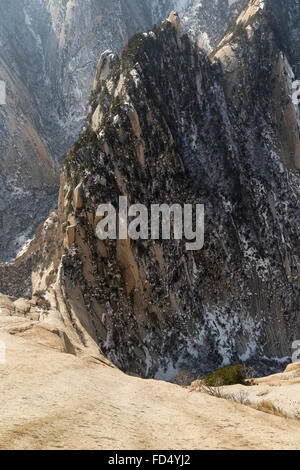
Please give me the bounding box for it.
[1,1,299,379]
[181,0,246,51]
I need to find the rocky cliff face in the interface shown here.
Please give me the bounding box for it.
[1,0,210,260]
[0,52,59,260]
[1,0,299,380]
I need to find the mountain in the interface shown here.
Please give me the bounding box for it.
[2,0,299,380]
[1,289,300,449]
[0,1,60,259]
[0,51,59,260]
[0,0,173,260]
[0,0,247,261]
[0,0,158,260]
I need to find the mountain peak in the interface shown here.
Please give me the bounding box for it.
[216,0,266,52]
[167,10,182,37]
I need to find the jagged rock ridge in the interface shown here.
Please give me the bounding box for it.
[0,0,211,260]
[1,0,299,380]
[20,1,297,379]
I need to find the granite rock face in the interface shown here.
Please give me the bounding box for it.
[3,0,231,260]
[30,0,298,379]
[1,0,299,380]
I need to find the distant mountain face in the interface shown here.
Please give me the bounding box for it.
[0,0,250,261]
[1,0,299,379]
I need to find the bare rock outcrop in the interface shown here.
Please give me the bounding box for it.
[1,1,299,381]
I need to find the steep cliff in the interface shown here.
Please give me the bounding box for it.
[0,0,247,260]
[0,0,152,260]
[15,1,297,379]
[181,0,246,51]
[270,0,300,76]
[1,1,299,380]
[0,53,59,259]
